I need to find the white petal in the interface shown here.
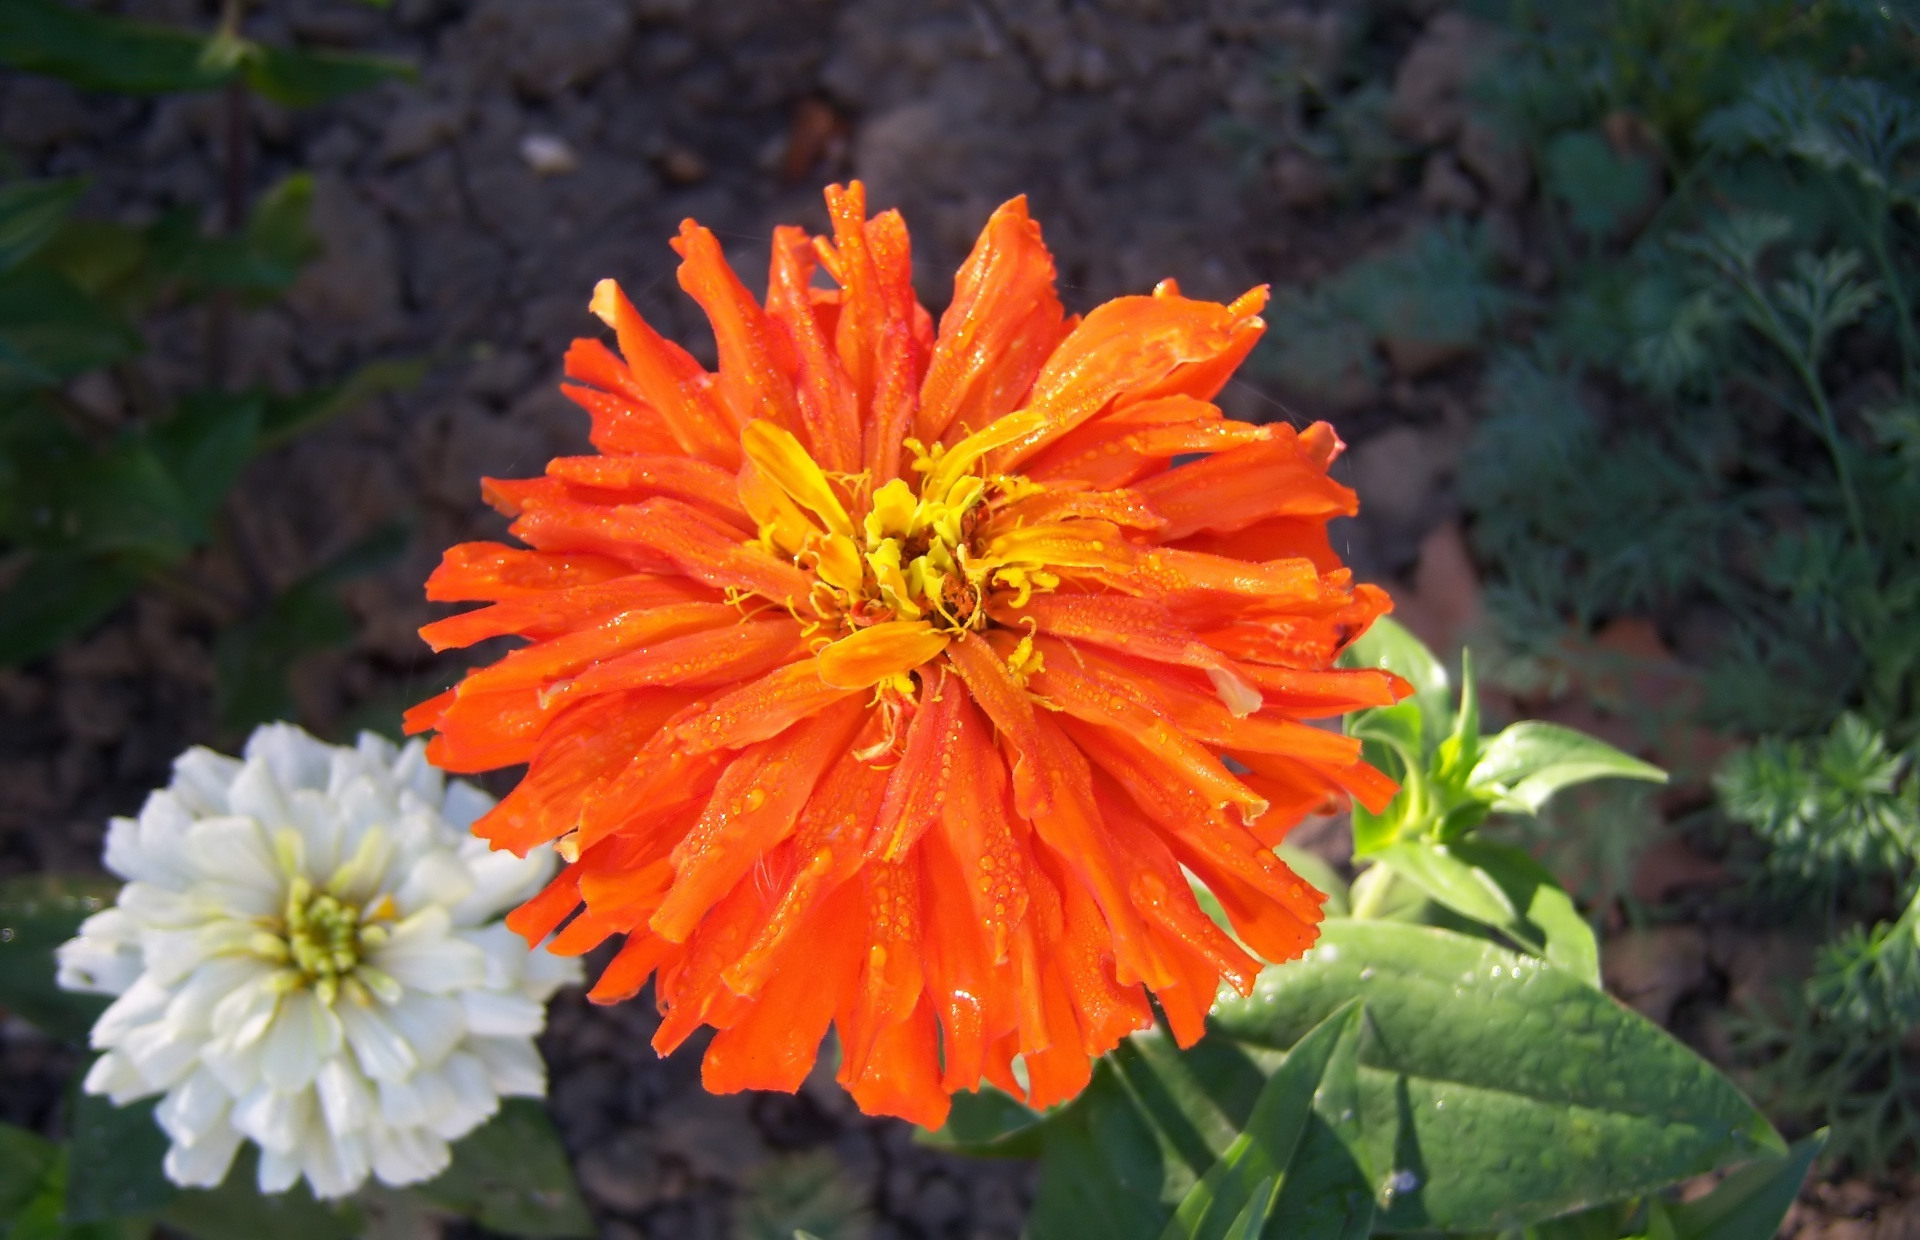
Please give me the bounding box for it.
[389,739,444,806]
[227,758,297,832]
[301,1129,369,1200]
[336,999,418,1083]
[155,1067,232,1146]
[104,812,157,884]
[258,990,343,1092]
[257,1145,301,1194]
[393,849,475,917]
[143,920,257,988]
[428,1052,498,1140]
[91,975,172,1047]
[57,922,143,995]
[448,844,549,926]
[172,748,243,816]
[458,924,523,991]
[117,881,197,928]
[231,1082,314,1154]
[121,1018,201,1090]
[377,1056,495,1138]
[184,816,282,893]
[380,992,465,1070]
[518,941,584,1001]
[166,957,273,1039]
[244,723,334,795]
[368,1124,450,1188]
[459,989,544,1038]
[84,1051,156,1105]
[199,1032,264,1097]
[289,788,345,879]
[467,1036,545,1097]
[440,780,495,833]
[164,1122,243,1189]
[209,969,283,1047]
[315,1056,374,1136]
[369,909,485,994]
[353,730,400,773]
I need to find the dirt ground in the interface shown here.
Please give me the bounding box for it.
[2,1,1915,1236]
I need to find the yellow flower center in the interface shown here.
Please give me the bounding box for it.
[739,417,1061,640]
[257,829,401,1006]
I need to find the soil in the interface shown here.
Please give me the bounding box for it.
[1,1,1914,1237]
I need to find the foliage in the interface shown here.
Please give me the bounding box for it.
[924,623,1795,1237]
[0,1,420,725]
[1716,714,1920,888]
[1431,0,1920,1173]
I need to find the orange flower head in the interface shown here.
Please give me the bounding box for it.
[408,183,1407,1127]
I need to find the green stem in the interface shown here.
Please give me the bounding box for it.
[1349,865,1397,921]
[1863,196,1918,394]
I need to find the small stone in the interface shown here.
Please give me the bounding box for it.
[1352,426,1452,531]
[380,99,464,165]
[657,145,708,186]
[1419,151,1481,212]
[519,133,580,177]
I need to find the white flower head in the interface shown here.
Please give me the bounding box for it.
[57,724,581,1200]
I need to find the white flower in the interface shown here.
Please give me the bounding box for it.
[56,724,581,1200]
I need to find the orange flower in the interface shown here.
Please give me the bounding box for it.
[407,183,1405,1128]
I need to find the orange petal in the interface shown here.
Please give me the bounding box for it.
[944,631,1051,817]
[1134,427,1358,541]
[672,221,804,436]
[917,195,1066,445]
[816,621,951,690]
[767,225,861,472]
[651,699,866,942]
[872,666,966,861]
[587,278,740,468]
[425,542,629,603]
[418,575,717,653]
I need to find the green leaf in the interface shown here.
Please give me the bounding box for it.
[1026,1060,1176,1240]
[143,177,317,303]
[1659,1130,1825,1240]
[412,1099,593,1238]
[0,268,138,392]
[8,1146,130,1240]
[1369,838,1600,985]
[0,0,227,94]
[0,552,142,666]
[0,1122,58,1226]
[243,44,413,108]
[1340,617,1449,748]
[0,874,118,1040]
[256,357,427,452]
[1162,1001,1364,1240]
[0,180,84,274]
[1543,130,1661,239]
[159,1147,359,1240]
[65,1083,174,1223]
[1210,920,1783,1233]
[12,440,196,560]
[922,1085,1046,1156]
[1472,722,1668,815]
[152,393,263,539]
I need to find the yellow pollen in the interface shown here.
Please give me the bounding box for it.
[739,417,1068,639]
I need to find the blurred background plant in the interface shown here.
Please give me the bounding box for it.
[0,0,423,739]
[1243,0,1920,1177]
